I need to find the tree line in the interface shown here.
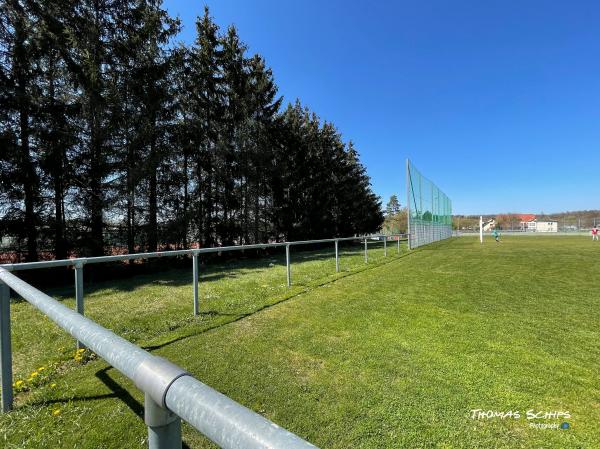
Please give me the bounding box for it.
[0,1,383,262]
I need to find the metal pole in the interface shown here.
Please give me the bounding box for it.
[364,238,368,263]
[74,262,85,349]
[479,216,483,244]
[406,159,412,250]
[334,239,339,273]
[431,184,434,244]
[383,236,387,257]
[146,392,182,449]
[192,254,199,316]
[0,281,12,412]
[286,244,291,287]
[397,236,400,253]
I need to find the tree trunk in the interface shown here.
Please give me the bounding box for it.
[87,5,104,257]
[20,108,37,262]
[88,90,104,256]
[53,163,67,259]
[182,151,189,247]
[126,146,136,255]
[48,55,67,260]
[148,158,158,252]
[11,1,38,262]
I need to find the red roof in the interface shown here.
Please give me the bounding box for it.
[516,214,536,222]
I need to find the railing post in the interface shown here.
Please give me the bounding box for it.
[397,236,401,253]
[145,392,182,449]
[364,238,368,263]
[384,236,387,257]
[286,244,291,287]
[74,262,85,349]
[192,253,199,316]
[0,280,12,412]
[334,239,340,273]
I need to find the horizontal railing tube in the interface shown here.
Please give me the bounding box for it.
[0,234,409,272]
[166,376,317,449]
[0,268,318,449]
[0,268,152,380]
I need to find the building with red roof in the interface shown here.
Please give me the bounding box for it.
[516,214,536,223]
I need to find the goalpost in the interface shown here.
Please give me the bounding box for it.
[406,159,453,249]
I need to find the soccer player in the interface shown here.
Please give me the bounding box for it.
[592,226,599,241]
[492,228,500,242]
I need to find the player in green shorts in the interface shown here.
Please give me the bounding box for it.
[492,229,500,242]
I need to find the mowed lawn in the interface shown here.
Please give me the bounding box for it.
[1,236,599,448]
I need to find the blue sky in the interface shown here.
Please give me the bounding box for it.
[163,0,600,215]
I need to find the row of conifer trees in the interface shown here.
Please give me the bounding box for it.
[0,1,383,262]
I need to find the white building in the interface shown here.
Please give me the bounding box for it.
[517,214,558,232]
[535,220,558,232]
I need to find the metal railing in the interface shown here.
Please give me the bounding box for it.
[0,268,317,448]
[0,233,408,448]
[0,234,406,345]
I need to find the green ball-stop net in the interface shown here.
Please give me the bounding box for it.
[407,160,452,249]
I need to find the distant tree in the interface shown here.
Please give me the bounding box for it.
[386,195,401,216]
[36,27,77,260]
[0,0,41,261]
[184,7,223,246]
[382,194,406,234]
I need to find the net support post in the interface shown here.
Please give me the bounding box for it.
[406,159,412,250]
[334,239,340,273]
[397,236,400,253]
[364,238,368,263]
[192,253,199,317]
[286,244,291,287]
[384,236,387,257]
[0,281,12,412]
[74,261,85,350]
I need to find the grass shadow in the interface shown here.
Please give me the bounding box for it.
[31,246,357,301]
[143,249,415,352]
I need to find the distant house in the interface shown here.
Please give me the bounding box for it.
[482,219,496,231]
[517,214,537,231]
[517,214,558,232]
[534,221,558,232]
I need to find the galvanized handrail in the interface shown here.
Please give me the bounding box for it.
[0,268,316,448]
[0,233,407,271]
[0,233,408,348]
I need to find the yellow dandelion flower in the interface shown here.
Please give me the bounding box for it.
[77,349,86,354]
[50,383,57,388]
[38,366,46,371]
[30,371,39,377]
[15,380,24,387]
[52,409,61,416]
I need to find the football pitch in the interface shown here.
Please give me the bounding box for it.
[1,236,598,448]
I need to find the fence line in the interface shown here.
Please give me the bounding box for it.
[0,234,406,272]
[0,232,409,445]
[0,268,317,449]
[0,234,407,329]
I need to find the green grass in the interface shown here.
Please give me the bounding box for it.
[1,236,599,448]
